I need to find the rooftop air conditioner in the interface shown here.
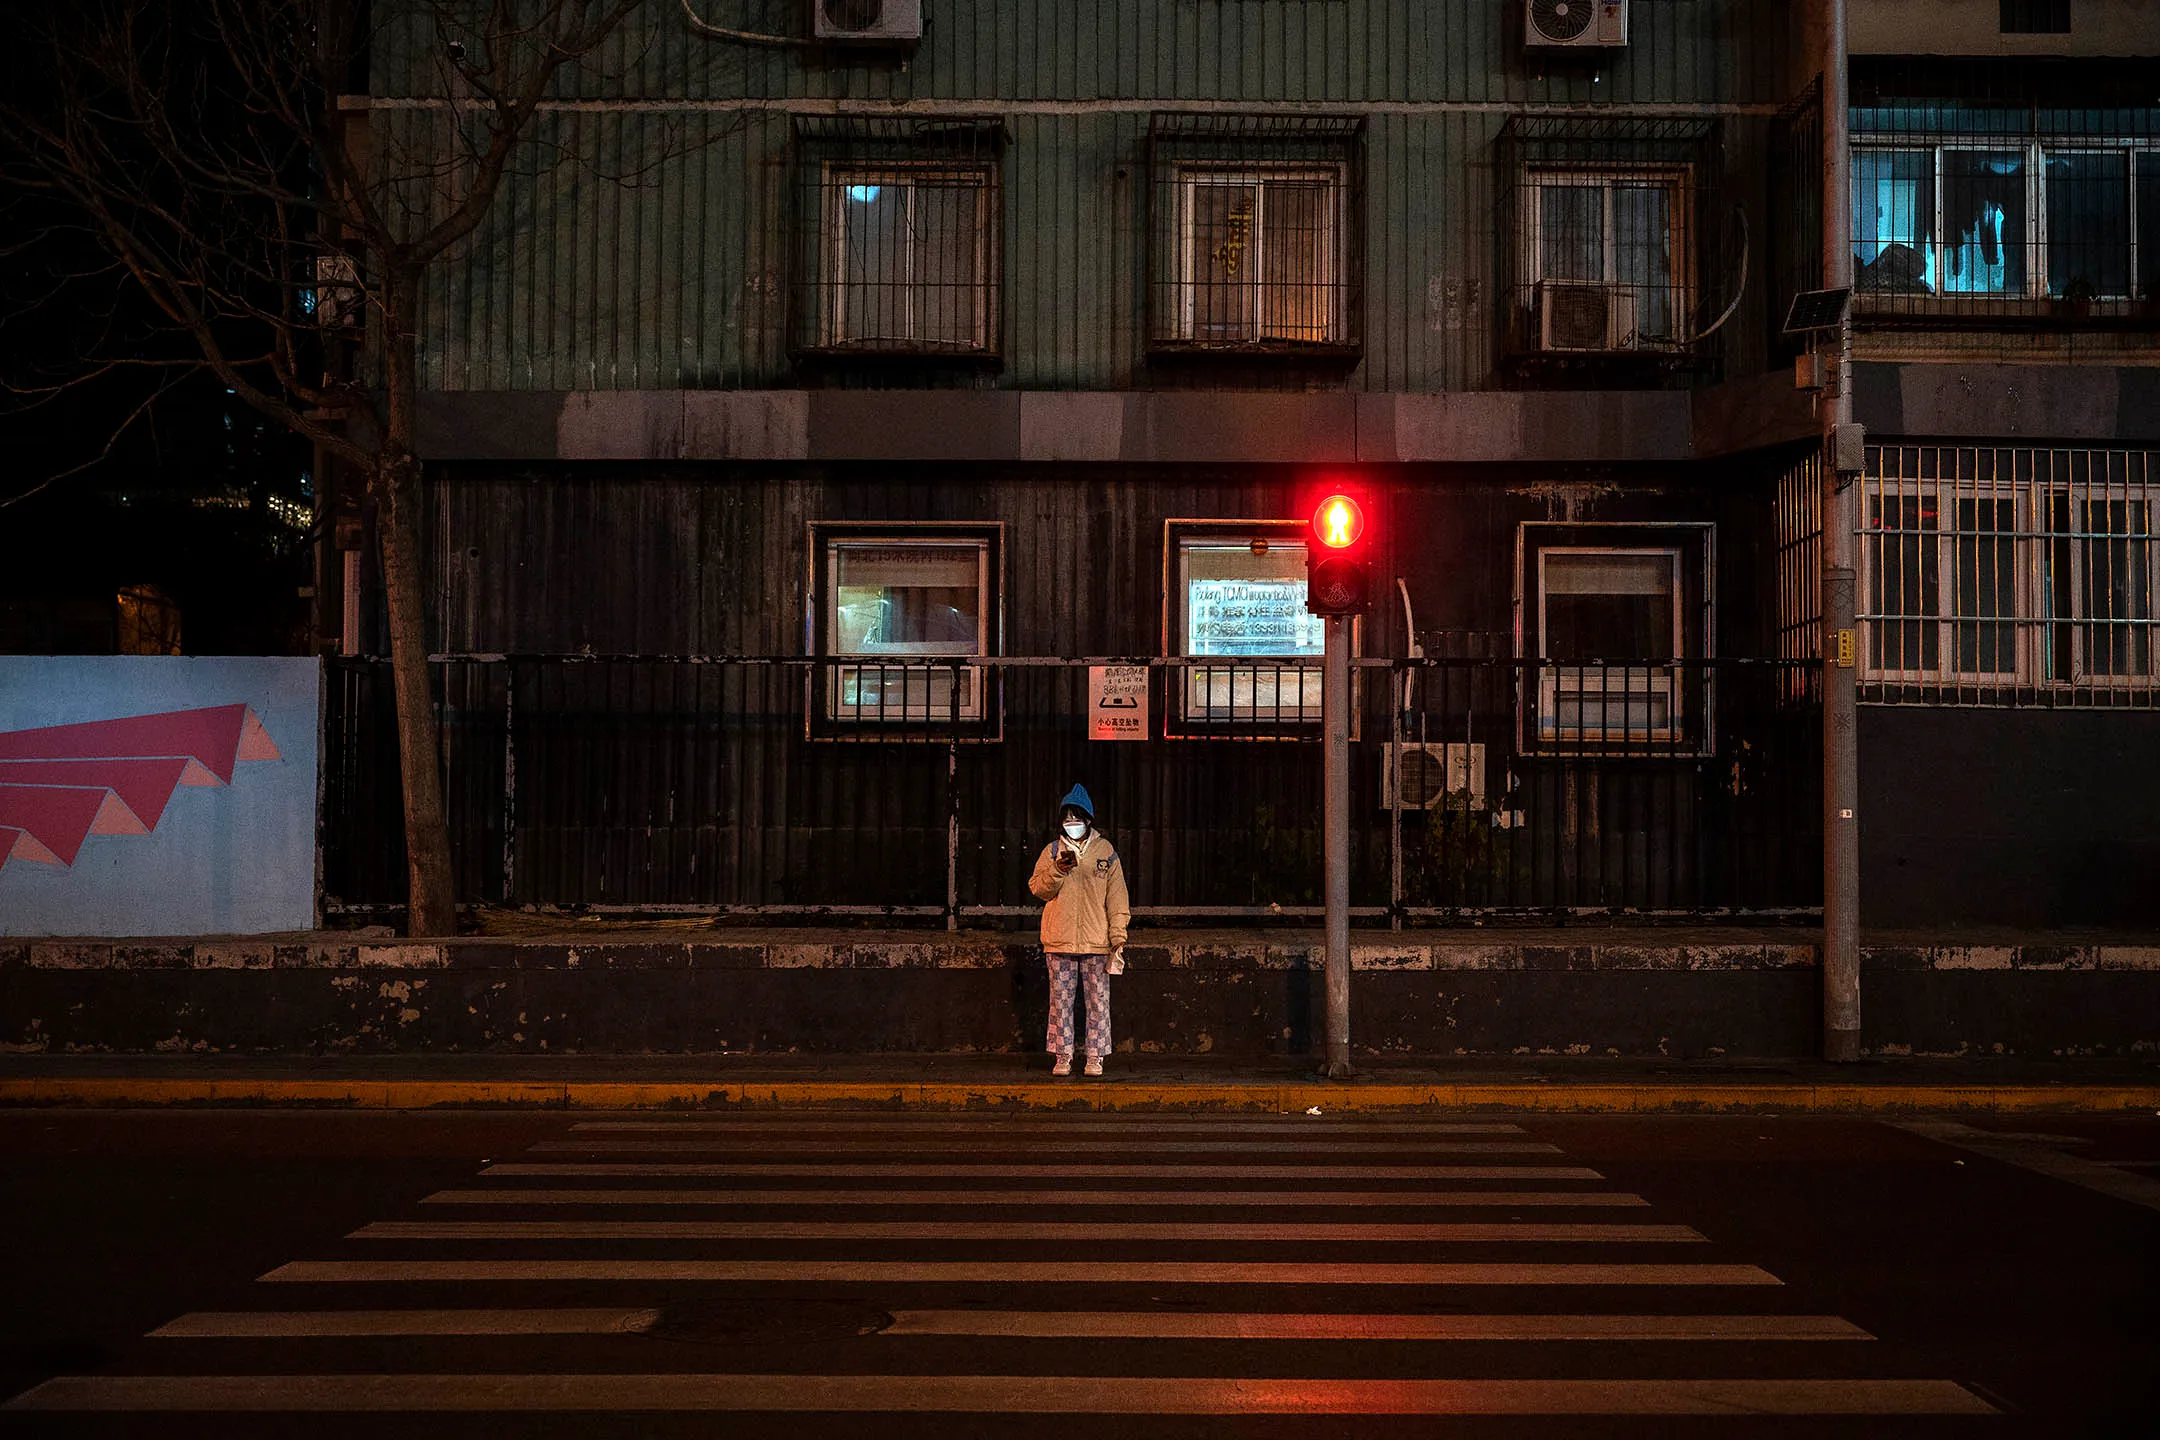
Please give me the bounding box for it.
[1524,0,1629,49]
[1539,280,1639,353]
[1380,743,1486,811]
[813,0,922,42]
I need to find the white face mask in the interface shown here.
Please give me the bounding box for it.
[1062,820,1088,841]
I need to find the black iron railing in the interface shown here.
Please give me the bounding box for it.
[323,656,1822,922]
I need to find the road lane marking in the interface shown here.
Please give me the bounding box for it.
[1893,1119,2160,1215]
[3,1374,1992,1414]
[421,1188,1650,1208]
[479,1163,1605,1180]
[259,1260,1780,1285]
[147,1309,1869,1342]
[152,1309,661,1338]
[350,1219,1703,1242]
[525,1139,1563,1155]
[568,1120,1531,1135]
[883,1311,1875,1341]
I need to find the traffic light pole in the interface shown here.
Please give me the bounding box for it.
[1322,612,1354,1078]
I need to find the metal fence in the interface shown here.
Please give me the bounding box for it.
[323,655,1822,923]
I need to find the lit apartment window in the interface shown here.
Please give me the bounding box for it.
[824,166,993,350]
[791,116,1003,359]
[1852,109,2160,307]
[1147,112,1364,356]
[1175,166,1345,345]
[814,528,998,726]
[1166,521,1329,732]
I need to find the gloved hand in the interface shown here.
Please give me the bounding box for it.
[1054,848,1077,872]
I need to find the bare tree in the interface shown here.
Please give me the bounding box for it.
[1,0,646,935]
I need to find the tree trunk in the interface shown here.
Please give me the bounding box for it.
[374,270,458,937]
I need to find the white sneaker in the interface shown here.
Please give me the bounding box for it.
[1083,1055,1104,1077]
[1050,1053,1072,1077]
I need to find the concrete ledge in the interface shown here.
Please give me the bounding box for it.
[1,1075,2155,1114]
[7,934,2153,972]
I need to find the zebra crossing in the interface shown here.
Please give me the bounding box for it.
[5,1111,1996,1424]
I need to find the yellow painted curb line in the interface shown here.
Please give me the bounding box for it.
[1,1078,2155,1113]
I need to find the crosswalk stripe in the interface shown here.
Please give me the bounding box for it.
[526,1138,1563,1155]
[883,1311,1876,1341]
[259,1259,1780,1285]
[152,1309,662,1338]
[419,1188,1651,1208]
[148,1308,1870,1342]
[480,1163,1605,1180]
[2,1373,1994,1414]
[351,1219,1704,1243]
[569,1120,1531,1135]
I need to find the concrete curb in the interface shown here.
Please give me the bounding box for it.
[3,1078,2156,1113]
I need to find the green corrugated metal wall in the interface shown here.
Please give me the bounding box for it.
[383,1,1808,392]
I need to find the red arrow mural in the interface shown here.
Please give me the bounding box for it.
[0,706,280,875]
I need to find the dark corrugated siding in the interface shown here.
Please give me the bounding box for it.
[390,1,1799,393]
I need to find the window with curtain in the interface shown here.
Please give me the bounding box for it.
[1177,167,1343,345]
[1527,170,1687,345]
[824,166,992,350]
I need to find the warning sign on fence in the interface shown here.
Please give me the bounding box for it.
[1087,665,1149,741]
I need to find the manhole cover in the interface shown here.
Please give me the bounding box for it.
[644,1299,893,1346]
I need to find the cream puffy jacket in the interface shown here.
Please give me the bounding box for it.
[1028,832,1130,955]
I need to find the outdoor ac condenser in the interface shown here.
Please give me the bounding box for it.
[1380,743,1486,811]
[1524,0,1629,49]
[1539,280,1639,352]
[812,0,923,42]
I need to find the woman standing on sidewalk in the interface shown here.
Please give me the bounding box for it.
[1028,783,1129,1077]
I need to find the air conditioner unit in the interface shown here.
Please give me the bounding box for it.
[1525,0,1629,48]
[813,0,922,42]
[1381,743,1486,811]
[1539,280,1639,353]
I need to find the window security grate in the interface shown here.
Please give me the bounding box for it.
[1145,112,1365,357]
[1860,446,2160,707]
[789,116,1005,360]
[1495,116,1725,381]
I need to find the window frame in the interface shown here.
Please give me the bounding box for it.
[1516,522,1715,756]
[1170,162,1348,347]
[1161,518,1355,739]
[1852,134,2152,303]
[806,521,1005,738]
[820,161,996,353]
[1521,164,1696,350]
[1858,449,2160,697]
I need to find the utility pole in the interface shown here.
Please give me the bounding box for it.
[1820,0,1863,1063]
[1322,611,1353,1078]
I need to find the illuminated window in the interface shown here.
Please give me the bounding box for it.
[823,166,993,350]
[1174,167,1345,345]
[1167,522,1328,730]
[814,527,997,725]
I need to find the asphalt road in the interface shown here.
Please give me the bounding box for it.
[2,1107,2157,1436]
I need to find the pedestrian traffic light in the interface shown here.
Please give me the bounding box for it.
[1305,492,1373,615]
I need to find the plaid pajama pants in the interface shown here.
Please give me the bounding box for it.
[1045,951,1112,1059]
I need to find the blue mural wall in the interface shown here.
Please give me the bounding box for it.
[0,657,321,936]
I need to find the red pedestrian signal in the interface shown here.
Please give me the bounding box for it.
[1306,493,1373,616]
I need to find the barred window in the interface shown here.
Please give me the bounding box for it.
[1164,520,1335,736]
[1147,113,1363,356]
[791,117,1003,359]
[810,524,1002,732]
[1850,103,2160,316]
[1496,117,1721,372]
[825,167,993,350]
[1861,447,2159,703]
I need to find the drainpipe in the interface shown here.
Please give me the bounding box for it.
[1821,0,1863,1063]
